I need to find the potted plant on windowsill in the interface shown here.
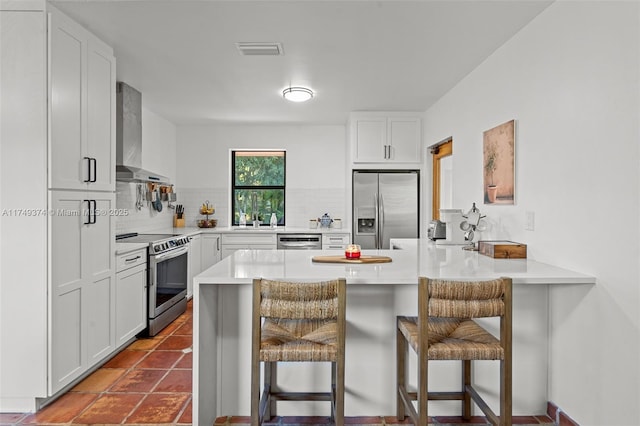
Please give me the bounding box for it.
[485,143,499,203]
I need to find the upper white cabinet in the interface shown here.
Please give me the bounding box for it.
[49,6,116,191]
[350,112,422,164]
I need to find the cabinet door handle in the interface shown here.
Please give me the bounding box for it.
[83,199,91,224]
[90,158,97,183]
[90,200,97,224]
[83,157,91,182]
[125,255,141,262]
[217,237,220,251]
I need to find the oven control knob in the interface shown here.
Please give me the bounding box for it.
[153,244,161,252]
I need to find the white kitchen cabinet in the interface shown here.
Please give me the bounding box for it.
[115,248,147,348]
[322,233,351,250]
[1,4,116,409]
[188,234,202,298]
[350,113,422,163]
[202,234,221,269]
[49,5,116,192]
[221,233,276,259]
[50,190,116,393]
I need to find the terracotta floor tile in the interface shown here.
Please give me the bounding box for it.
[384,416,414,424]
[102,348,147,368]
[154,369,192,393]
[109,369,167,393]
[127,336,166,350]
[18,392,97,424]
[434,416,490,424]
[177,398,193,424]
[513,415,543,424]
[156,335,192,351]
[174,320,193,335]
[125,393,190,423]
[136,350,183,369]
[175,351,193,369]
[70,368,125,392]
[157,318,182,336]
[72,393,143,424]
[345,416,384,424]
[278,416,333,424]
[535,415,554,424]
[0,413,26,423]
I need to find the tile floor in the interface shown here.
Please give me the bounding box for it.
[0,299,556,426]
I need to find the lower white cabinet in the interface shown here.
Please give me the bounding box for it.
[188,234,202,298]
[201,234,221,269]
[115,248,147,348]
[49,190,115,393]
[322,233,351,250]
[221,233,276,258]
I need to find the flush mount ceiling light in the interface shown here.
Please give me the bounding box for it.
[282,86,314,102]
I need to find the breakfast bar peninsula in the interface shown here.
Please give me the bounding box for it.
[192,240,595,425]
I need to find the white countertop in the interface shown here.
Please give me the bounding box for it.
[115,226,349,255]
[194,239,596,286]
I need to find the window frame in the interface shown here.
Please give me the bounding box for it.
[231,150,286,226]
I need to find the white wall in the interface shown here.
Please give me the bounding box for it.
[115,107,178,233]
[423,2,639,425]
[175,124,346,228]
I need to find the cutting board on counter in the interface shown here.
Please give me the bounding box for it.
[311,255,392,264]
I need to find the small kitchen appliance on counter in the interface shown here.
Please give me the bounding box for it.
[427,220,446,240]
[436,209,467,245]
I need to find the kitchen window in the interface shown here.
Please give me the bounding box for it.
[232,150,286,226]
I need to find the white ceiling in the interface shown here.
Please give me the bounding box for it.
[51,0,553,126]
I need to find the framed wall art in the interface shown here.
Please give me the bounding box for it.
[483,119,515,204]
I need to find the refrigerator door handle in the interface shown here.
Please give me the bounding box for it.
[379,194,385,248]
[374,192,379,249]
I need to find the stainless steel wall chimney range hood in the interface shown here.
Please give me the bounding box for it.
[116,82,169,184]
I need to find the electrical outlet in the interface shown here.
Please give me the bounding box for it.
[525,211,535,231]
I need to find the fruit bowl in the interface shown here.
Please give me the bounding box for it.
[199,207,215,215]
[197,219,217,228]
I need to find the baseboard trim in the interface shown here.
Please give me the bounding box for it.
[548,401,581,426]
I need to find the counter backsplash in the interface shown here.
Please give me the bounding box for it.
[115,181,175,234]
[116,184,347,234]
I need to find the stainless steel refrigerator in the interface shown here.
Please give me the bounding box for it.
[352,170,419,249]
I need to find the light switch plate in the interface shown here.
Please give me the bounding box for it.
[525,211,535,231]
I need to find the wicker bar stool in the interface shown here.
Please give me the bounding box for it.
[251,278,347,426]
[396,276,512,426]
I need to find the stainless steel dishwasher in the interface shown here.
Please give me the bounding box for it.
[276,233,322,250]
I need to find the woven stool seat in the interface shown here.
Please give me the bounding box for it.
[396,277,513,426]
[252,278,346,426]
[260,318,338,362]
[397,316,503,360]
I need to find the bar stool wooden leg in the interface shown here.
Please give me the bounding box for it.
[418,353,428,426]
[336,359,345,426]
[396,318,406,421]
[462,360,471,420]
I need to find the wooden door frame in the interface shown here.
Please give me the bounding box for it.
[431,139,452,220]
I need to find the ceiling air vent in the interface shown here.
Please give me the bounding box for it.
[236,42,284,56]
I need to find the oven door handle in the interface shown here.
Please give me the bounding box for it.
[154,245,188,262]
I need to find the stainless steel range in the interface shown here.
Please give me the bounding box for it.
[116,233,190,336]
